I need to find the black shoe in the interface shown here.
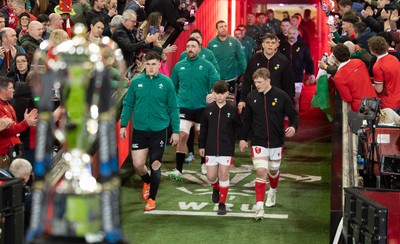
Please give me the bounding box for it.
[212,189,220,203]
[217,203,227,215]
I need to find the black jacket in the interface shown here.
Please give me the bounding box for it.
[19,33,42,63]
[112,23,147,67]
[86,8,112,30]
[10,81,35,150]
[7,68,29,83]
[199,102,241,156]
[241,52,294,103]
[111,24,163,67]
[240,87,299,148]
[279,40,314,83]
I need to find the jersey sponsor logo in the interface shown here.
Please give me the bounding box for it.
[132,143,139,149]
[212,44,217,48]
[159,83,164,89]
[180,67,186,70]
[138,84,143,87]
[254,147,261,154]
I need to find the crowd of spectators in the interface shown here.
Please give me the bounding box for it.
[319,0,400,116]
[2,0,400,223]
[0,0,200,231]
[0,0,199,192]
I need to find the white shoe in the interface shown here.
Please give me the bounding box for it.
[185,152,195,163]
[265,191,276,207]
[201,164,207,175]
[168,168,183,181]
[255,207,264,220]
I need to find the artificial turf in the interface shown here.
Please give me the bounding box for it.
[119,83,333,243]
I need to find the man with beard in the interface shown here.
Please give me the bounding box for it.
[179,29,220,72]
[169,37,220,179]
[279,27,314,112]
[179,28,220,164]
[207,20,246,105]
[238,33,293,114]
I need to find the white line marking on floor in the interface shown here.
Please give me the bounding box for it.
[144,210,288,219]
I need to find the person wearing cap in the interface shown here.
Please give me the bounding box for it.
[54,0,76,38]
[16,12,31,42]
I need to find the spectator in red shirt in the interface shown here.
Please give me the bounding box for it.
[0,77,37,160]
[368,36,400,114]
[332,43,377,112]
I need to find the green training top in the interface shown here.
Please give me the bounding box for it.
[120,72,180,133]
[171,55,220,110]
[207,35,247,80]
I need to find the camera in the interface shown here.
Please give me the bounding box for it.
[358,97,381,120]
